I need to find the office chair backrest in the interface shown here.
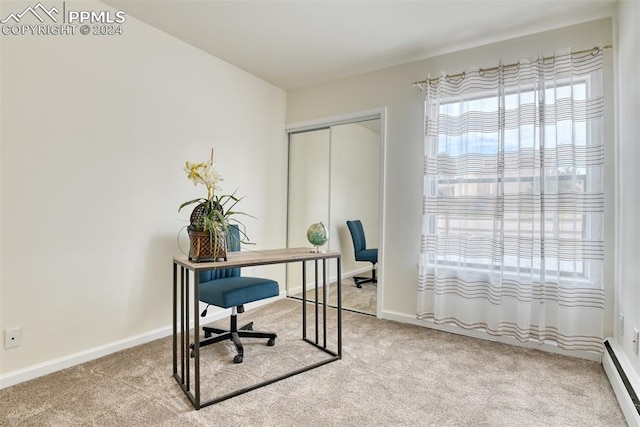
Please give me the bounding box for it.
[346,220,366,254]
[199,224,241,282]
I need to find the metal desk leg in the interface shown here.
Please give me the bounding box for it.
[337,257,342,358]
[193,274,201,409]
[322,259,327,349]
[302,261,307,340]
[172,263,177,377]
[314,259,319,344]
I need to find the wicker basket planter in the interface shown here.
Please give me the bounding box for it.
[188,228,227,262]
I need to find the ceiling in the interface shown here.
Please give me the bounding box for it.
[102,0,616,90]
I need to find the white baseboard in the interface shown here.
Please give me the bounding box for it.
[379,309,602,362]
[602,338,640,426]
[0,326,173,390]
[0,294,284,390]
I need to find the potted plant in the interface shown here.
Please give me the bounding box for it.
[179,150,252,262]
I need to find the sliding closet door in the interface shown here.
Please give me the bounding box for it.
[287,129,330,294]
[286,119,381,315]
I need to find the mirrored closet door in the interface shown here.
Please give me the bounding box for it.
[286,118,381,315]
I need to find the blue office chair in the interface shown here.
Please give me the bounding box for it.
[193,225,279,364]
[346,220,378,288]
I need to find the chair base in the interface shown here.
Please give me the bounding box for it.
[191,313,276,364]
[353,267,377,288]
[353,276,377,288]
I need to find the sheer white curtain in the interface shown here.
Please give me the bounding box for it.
[417,48,605,352]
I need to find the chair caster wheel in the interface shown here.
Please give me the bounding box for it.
[204,331,212,338]
[267,338,275,346]
[233,355,243,364]
[356,283,362,289]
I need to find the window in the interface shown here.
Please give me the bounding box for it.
[428,80,600,280]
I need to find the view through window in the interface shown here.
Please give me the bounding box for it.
[430,81,595,279]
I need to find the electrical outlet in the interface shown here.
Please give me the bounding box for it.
[4,327,21,349]
[619,313,624,336]
[634,328,639,356]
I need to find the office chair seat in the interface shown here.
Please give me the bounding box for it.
[199,277,279,309]
[354,248,377,264]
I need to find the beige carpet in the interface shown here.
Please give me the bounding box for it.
[0,298,626,426]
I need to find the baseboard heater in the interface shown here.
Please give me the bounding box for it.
[603,339,640,425]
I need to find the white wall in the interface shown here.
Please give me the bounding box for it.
[0,1,287,378]
[614,0,640,383]
[287,18,616,349]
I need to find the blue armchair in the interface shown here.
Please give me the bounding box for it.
[346,220,378,288]
[193,225,279,364]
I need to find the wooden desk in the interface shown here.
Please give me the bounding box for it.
[172,248,342,409]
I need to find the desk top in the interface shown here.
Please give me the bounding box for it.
[173,247,340,271]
